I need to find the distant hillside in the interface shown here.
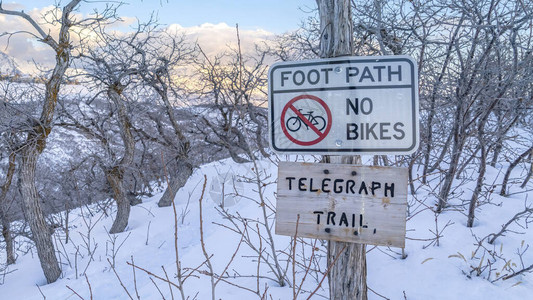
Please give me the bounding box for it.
[0,51,21,78]
[0,52,79,84]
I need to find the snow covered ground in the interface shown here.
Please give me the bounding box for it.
[0,155,532,299]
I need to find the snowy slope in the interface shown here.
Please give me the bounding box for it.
[0,155,532,299]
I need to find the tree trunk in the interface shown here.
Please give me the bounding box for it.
[326,156,367,300]
[107,166,131,234]
[106,87,135,233]
[0,152,16,265]
[328,241,367,300]
[1,0,82,284]
[437,101,464,212]
[158,161,193,207]
[317,1,367,299]
[155,87,194,207]
[19,140,61,283]
[17,24,72,285]
[317,0,353,58]
[500,145,533,196]
[467,140,486,227]
[408,154,416,196]
[467,95,501,226]
[520,153,533,189]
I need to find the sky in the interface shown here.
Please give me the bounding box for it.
[0,0,315,73]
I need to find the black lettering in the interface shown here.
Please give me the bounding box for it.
[281,71,291,87]
[298,177,307,191]
[339,213,349,227]
[385,183,395,197]
[360,97,373,115]
[388,65,402,81]
[321,68,333,84]
[393,122,405,140]
[358,181,369,195]
[346,98,358,115]
[359,214,363,227]
[293,70,305,85]
[309,178,319,192]
[359,66,375,82]
[346,66,359,82]
[373,65,386,81]
[380,122,391,140]
[307,69,320,85]
[334,179,344,193]
[371,181,381,195]
[313,211,324,224]
[327,212,336,225]
[286,177,296,190]
[346,180,356,194]
[346,123,358,140]
[352,213,356,227]
[322,178,331,193]
[365,123,378,140]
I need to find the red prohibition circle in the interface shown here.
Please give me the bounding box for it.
[280,94,332,146]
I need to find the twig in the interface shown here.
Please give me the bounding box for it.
[162,266,175,300]
[145,221,151,245]
[127,261,180,289]
[488,205,533,244]
[150,277,166,300]
[85,274,93,300]
[503,263,533,280]
[36,284,46,300]
[292,215,300,299]
[214,231,245,287]
[296,238,318,297]
[306,245,347,300]
[256,223,262,294]
[66,285,86,300]
[368,286,390,299]
[198,175,216,300]
[161,151,186,300]
[107,258,134,300]
[131,256,140,299]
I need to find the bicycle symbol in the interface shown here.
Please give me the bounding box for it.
[285,109,327,132]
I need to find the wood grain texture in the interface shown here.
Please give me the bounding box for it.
[275,162,407,248]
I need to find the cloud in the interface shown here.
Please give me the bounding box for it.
[0,4,90,74]
[168,22,275,57]
[1,3,276,75]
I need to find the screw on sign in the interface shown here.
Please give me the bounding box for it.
[280,95,332,146]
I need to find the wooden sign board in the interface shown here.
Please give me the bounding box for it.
[275,162,407,248]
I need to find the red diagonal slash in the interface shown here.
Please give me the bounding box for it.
[288,105,326,138]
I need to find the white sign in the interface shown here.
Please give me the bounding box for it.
[275,162,408,247]
[268,55,419,155]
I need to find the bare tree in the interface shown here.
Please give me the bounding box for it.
[0,0,83,283]
[192,29,270,164]
[131,29,195,207]
[0,100,21,266]
[0,78,28,265]
[72,25,155,234]
[437,0,533,213]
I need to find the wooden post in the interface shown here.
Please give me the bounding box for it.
[316,1,368,299]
